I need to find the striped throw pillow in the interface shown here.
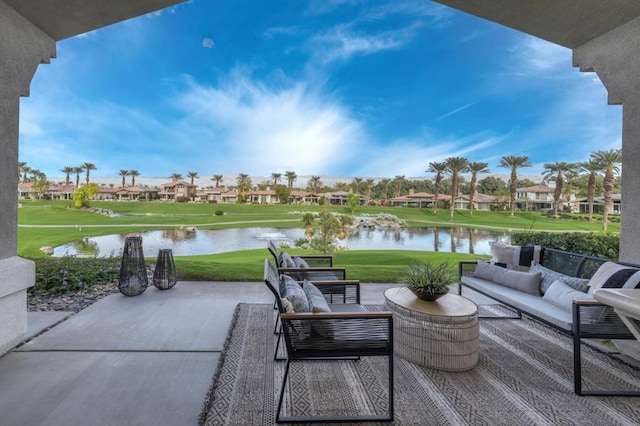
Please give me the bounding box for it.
[587,261,640,295]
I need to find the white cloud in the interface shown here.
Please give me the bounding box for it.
[202,37,215,48]
[173,71,365,175]
[309,21,422,64]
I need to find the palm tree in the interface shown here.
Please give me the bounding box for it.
[392,175,405,197]
[187,171,199,185]
[307,175,323,193]
[365,178,375,201]
[82,162,97,185]
[73,166,84,188]
[542,161,575,217]
[467,162,490,217]
[118,170,130,188]
[380,178,391,203]
[579,160,601,221]
[285,171,297,189]
[18,161,27,181]
[351,177,363,194]
[427,161,447,214]
[499,155,532,216]
[211,174,224,187]
[271,172,282,187]
[591,149,622,232]
[171,173,183,182]
[236,173,252,203]
[21,164,32,183]
[445,157,469,220]
[60,166,73,187]
[129,170,140,187]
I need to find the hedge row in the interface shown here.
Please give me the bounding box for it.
[511,232,619,260]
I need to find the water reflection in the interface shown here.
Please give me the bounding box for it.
[53,226,509,258]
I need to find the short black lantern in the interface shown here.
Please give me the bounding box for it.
[153,249,177,290]
[118,236,148,296]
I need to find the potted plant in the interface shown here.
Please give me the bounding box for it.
[398,260,454,301]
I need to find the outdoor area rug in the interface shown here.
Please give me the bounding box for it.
[199,303,640,425]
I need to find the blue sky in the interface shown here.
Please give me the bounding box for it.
[19,0,622,182]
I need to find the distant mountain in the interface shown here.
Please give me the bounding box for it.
[47,173,543,189]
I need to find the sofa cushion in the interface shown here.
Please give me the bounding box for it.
[588,262,640,294]
[530,264,590,294]
[474,260,541,295]
[490,242,543,271]
[462,276,573,330]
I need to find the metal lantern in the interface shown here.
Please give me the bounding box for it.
[118,236,148,296]
[153,249,177,290]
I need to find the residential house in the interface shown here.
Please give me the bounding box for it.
[514,184,578,212]
[576,193,622,215]
[390,191,452,208]
[249,188,278,204]
[114,186,158,201]
[158,180,198,202]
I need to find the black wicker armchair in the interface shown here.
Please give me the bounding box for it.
[263,259,394,423]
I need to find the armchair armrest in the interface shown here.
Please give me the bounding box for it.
[279,266,347,280]
[297,254,333,267]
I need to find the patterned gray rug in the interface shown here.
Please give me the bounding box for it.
[199,303,640,425]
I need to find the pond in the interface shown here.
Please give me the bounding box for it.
[53,227,510,258]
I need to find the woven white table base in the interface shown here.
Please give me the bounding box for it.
[384,289,479,371]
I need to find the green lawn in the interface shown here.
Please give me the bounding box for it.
[18,199,618,282]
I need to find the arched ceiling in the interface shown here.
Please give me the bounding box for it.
[4,0,186,41]
[434,0,640,48]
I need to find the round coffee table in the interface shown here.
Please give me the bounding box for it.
[383,288,479,371]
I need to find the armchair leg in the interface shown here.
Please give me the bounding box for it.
[275,357,394,423]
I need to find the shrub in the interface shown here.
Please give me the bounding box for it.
[32,255,121,295]
[214,209,224,216]
[511,232,619,260]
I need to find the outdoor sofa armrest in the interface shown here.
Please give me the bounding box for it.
[458,260,477,279]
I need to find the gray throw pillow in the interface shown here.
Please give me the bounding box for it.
[473,260,540,295]
[530,264,590,294]
[279,251,296,268]
[303,280,334,338]
[283,276,309,313]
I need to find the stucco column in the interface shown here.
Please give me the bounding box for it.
[573,16,640,263]
[0,1,55,355]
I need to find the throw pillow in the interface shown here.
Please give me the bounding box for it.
[283,276,309,313]
[280,297,295,314]
[474,260,541,295]
[279,251,296,268]
[303,280,334,338]
[293,256,310,269]
[490,242,543,271]
[543,280,594,311]
[530,264,590,294]
[588,261,640,294]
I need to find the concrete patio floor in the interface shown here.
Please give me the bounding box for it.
[0,281,399,426]
[1,281,637,425]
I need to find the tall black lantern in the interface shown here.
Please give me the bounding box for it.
[118,236,148,296]
[153,249,177,290]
